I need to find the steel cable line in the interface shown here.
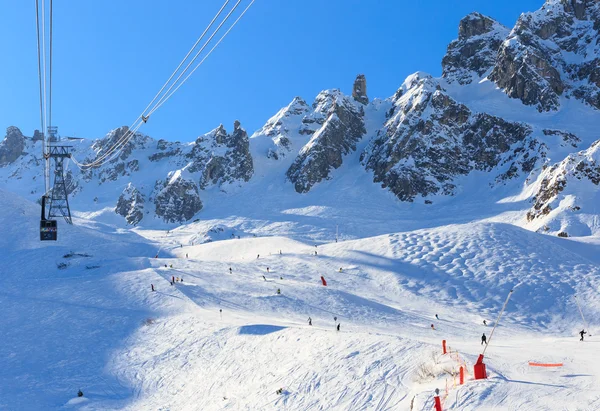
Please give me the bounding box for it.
[72,1,236,169]
[145,0,243,118]
[35,0,47,193]
[148,0,255,117]
[139,0,232,119]
[72,0,251,170]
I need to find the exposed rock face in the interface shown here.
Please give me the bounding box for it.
[0,127,27,166]
[153,172,203,223]
[252,97,310,160]
[352,74,369,105]
[442,13,509,84]
[115,183,145,225]
[489,0,600,111]
[188,121,254,189]
[287,89,366,193]
[32,130,44,141]
[528,139,600,222]
[91,126,152,162]
[362,73,534,201]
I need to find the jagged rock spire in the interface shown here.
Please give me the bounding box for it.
[352,74,369,105]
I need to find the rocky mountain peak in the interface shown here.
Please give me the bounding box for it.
[458,12,500,39]
[489,0,600,111]
[352,74,369,105]
[443,14,509,84]
[287,91,366,193]
[0,126,27,166]
[558,0,597,20]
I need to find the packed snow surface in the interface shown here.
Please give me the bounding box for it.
[2,189,600,410]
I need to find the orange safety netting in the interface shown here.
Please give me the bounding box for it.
[528,362,563,367]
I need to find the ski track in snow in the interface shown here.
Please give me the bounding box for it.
[1,189,600,410]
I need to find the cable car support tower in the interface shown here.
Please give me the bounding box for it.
[37,0,73,241]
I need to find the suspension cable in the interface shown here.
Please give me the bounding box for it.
[149,0,255,117]
[73,0,236,170]
[49,0,53,131]
[146,0,243,118]
[139,0,231,118]
[35,0,47,194]
[71,0,255,170]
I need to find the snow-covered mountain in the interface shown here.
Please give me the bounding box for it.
[1,0,599,239]
[4,2,600,410]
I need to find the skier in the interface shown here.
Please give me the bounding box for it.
[481,333,487,345]
[164,264,167,268]
[431,324,435,330]
[280,276,283,280]
[339,267,343,273]
[151,284,155,292]
[267,267,270,273]
[186,253,188,258]
[257,254,260,259]
[276,388,283,395]
[315,251,318,256]
[169,264,173,268]
[172,276,175,283]
[337,323,340,331]
[279,250,282,255]
[276,288,281,294]
[263,275,267,281]
[229,267,232,274]
[580,329,587,341]
[435,314,439,320]
[77,389,84,398]
[181,277,183,282]
[308,317,312,326]
[483,320,487,326]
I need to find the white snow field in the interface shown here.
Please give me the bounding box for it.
[2,188,600,411]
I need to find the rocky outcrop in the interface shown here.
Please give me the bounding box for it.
[352,74,369,105]
[91,126,152,162]
[489,0,600,111]
[115,183,145,225]
[153,172,203,223]
[528,139,600,221]
[188,121,254,189]
[362,73,533,201]
[0,127,27,166]
[252,97,310,160]
[442,13,509,84]
[287,90,366,193]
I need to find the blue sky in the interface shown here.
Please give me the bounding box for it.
[0,0,545,142]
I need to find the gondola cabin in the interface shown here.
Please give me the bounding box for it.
[40,219,57,241]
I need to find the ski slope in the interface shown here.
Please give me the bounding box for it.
[2,189,600,410]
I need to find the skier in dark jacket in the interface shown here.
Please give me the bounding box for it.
[481,333,487,345]
[337,323,340,331]
[580,330,587,341]
[308,317,312,326]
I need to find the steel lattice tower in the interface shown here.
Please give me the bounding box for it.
[46,126,73,224]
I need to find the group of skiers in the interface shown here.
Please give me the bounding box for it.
[306,316,340,331]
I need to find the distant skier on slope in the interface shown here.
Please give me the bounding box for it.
[229,267,232,274]
[337,323,340,331]
[435,314,439,320]
[257,254,260,259]
[262,275,267,281]
[481,333,487,345]
[308,317,312,326]
[580,329,587,341]
[483,320,487,326]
